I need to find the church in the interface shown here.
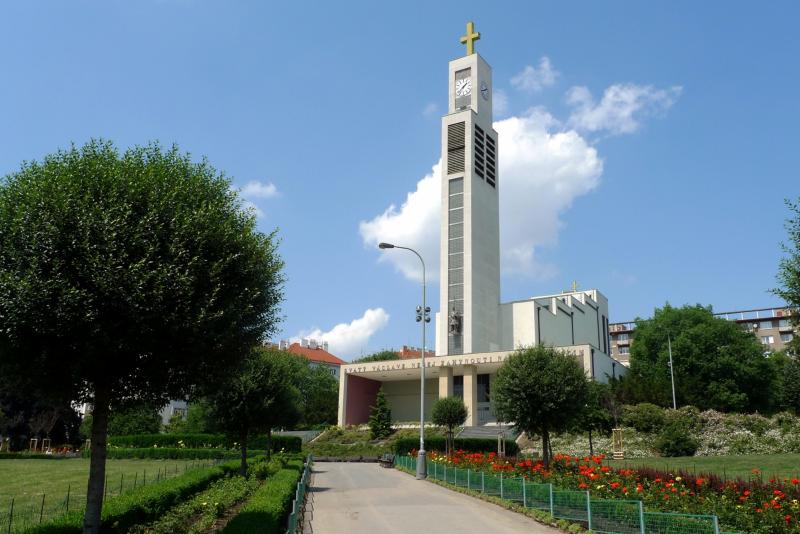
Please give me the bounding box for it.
[337,23,626,428]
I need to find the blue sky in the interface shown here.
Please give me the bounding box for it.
[2,1,799,360]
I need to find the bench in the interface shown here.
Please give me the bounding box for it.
[378,453,395,468]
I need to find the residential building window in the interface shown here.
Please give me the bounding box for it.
[616,333,629,342]
[618,346,630,355]
[779,319,791,328]
[761,336,774,345]
[760,320,774,330]
[781,333,794,343]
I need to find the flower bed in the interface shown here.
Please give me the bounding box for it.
[421,450,800,533]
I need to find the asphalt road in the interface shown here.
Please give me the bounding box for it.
[309,462,561,534]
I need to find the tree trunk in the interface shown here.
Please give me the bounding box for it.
[541,428,550,469]
[588,428,594,457]
[239,430,248,478]
[83,387,110,534]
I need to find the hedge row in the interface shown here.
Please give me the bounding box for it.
[222,460,304,534]
[24,461,240,533]
[0,452,66,460]
[81,448,267,460]
[107,433,301,452]
[393,437,519,456]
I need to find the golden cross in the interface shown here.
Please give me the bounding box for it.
[572,280,579,292]
[460,21,481,55]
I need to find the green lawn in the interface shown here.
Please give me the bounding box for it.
[608,453,800,480]
[0,458,215,531]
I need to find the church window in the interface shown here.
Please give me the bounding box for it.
[453,375,464,399]
[477,374,490,403]
[485,135,497,187]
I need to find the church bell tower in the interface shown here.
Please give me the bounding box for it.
[438,22,500,355]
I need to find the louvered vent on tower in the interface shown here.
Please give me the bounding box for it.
[486,134,497,188]
[447,122,466,174]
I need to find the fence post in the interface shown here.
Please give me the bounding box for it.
[586,491,592,530]
[481,471,485,493]
[638,500,645,534]
[39,493,46,523]
[500,473,504,500]
[522,477,527,508]
[66,484,71,512]
[548,484,554,516]
[434,461,437,479]
[8,497,14,534]
[134,472,138,488]
[713,515,720,534]
[120,473,124,496]
[444,464,446,482]
[104,474,108,500]
[467,469,470,490]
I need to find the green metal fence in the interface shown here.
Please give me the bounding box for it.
[395,456,729,534]
[285,456,312,534]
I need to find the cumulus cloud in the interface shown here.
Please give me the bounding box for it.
[241,180,279,199]
[359,163,441,282]
[567,84,682,135]
[510,56,559,92]
[295,308,390,360]
[360,108,602,279]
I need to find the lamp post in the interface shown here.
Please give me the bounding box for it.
[378,242,429,479]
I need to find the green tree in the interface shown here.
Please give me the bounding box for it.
[107,403,162,436]
[431,396,467,454]
[368,388,392,439]
[573,382,614,457]
[0,141,284,532]
[352,350,400,363]
[207,348,301,476]
[774,198,800,355]
[182,399,218,434]
[298,364,339,427]
[493,345,589,468]
[782,357,800,414]
[621,304,776,413]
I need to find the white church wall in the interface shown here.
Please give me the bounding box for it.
[382,378,438,422]
[534,297,574,347]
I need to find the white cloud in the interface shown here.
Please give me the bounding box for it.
[510,56,559,93]
[241,180,279,199]
[295,308,390,360]
[567,84,682,135]
[359,163,442,282]
[422,102,439,118]
[242,200,265,219]
[360,107,602,280]
[494,89,509,117]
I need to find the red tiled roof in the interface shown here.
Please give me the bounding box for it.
[398,345,435,360]
[286,343,346,365]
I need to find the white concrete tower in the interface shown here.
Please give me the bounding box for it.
[438,22,500,356]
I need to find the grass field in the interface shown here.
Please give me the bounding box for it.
[0,458,216,531]
[608,453,800,480]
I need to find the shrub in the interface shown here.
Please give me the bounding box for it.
[249,458,285,481]
[393,437,518,456]
[26,463,237,533]
[368,389,392,440]
[655,423,699,457]
[107,433,301,452]
[622,403,666,433]
[222,460,304,534]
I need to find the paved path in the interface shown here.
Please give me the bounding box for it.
[309,462,560,534]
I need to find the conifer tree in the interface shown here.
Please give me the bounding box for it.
[368,388,392,439]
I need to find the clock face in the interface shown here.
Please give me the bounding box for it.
[455,77,472,97]
[480,81,489,100]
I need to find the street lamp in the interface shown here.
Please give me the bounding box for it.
[378,242,429,479]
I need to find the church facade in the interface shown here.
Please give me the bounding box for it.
[337,23,625,427]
